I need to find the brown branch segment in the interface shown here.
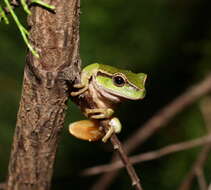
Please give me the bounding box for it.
[178,96,211,190]
[0,183,6,190]
[83,134,211,175]
[178,145,211,190]
[100,120,143,190]
[6,0,81,190]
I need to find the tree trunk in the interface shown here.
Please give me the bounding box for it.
[6,0,80,189]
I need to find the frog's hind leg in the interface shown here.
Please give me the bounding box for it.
[85,108,114,119]
[69,120,104,141]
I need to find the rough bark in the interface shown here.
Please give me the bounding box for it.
[6,0,81,189]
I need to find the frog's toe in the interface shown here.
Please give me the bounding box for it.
[71,86,88,96]
[85,108,114,119]
[90,114,107,119]
[102,117,122,143]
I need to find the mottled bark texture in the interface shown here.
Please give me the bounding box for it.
[6,0,81,189]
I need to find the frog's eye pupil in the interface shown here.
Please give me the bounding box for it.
[113,75,125,87]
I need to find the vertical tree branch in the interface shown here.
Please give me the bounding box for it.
[6,0,81,190]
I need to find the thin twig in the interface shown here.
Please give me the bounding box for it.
[11,0,19,6]
[178,145,211,190]
[83,134,211,175]
[208,183,211,190]
[2,0,19,14]
[0,183,6,190]
[178,96,211,190]
[100,120,143,190]
[200,97,211,131]
[92,74,211,190]
[195,168,207,190]
[196,97,211,190]
[1,0,55,57]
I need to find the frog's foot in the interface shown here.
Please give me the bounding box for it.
[102,117,122,143]
[68,118,122,142]
[71,83,88,96]
[69,120,104,141]
[85,108,114,119]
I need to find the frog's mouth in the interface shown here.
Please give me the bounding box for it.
[104,88,145,100]
[97,87,125,103]
[95,82,145,101]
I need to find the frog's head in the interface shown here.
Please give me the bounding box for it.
[95,65,147,100]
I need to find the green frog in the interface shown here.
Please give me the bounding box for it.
[69,63,147,142]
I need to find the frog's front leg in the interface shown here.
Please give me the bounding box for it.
[71,70,92,96]
[85,108,114,119]
[71,83,89,96]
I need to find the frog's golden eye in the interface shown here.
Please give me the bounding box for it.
[112,75,126,87]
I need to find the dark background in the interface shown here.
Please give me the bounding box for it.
[0,0,211,189]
